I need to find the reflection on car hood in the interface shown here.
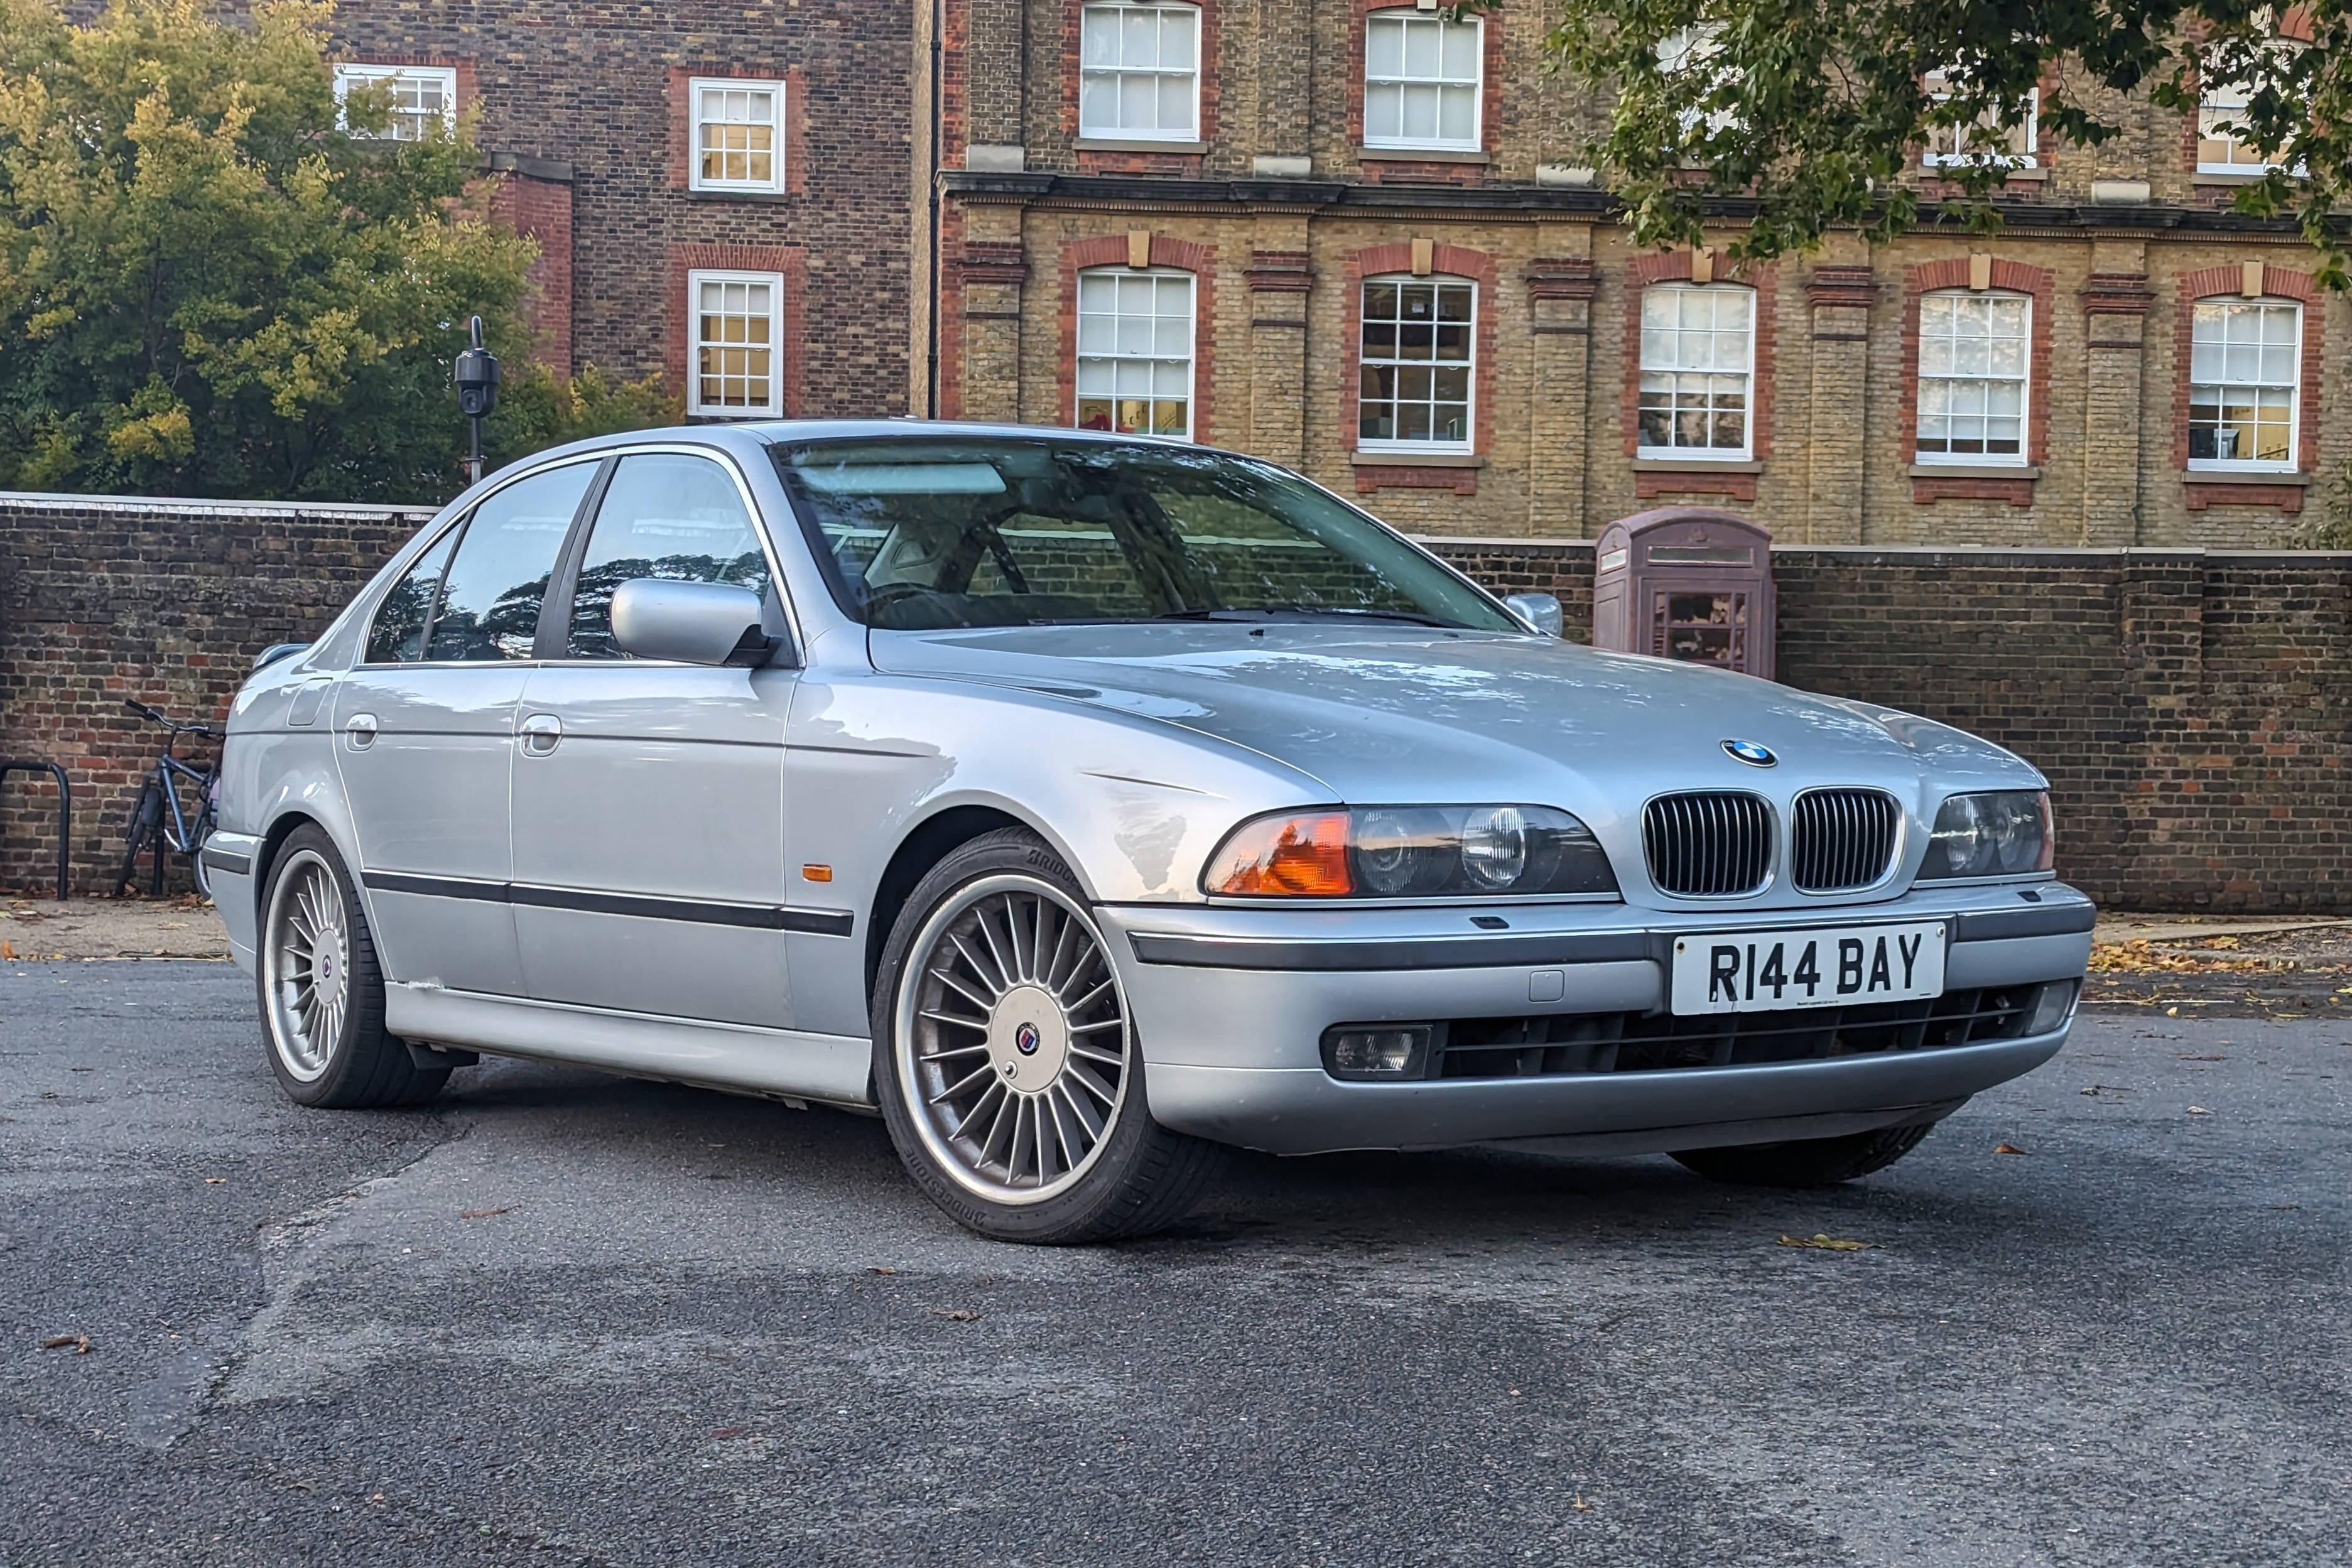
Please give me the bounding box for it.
[867,623,2040,809]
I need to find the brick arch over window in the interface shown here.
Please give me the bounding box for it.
[1341,242,1500,493]
[2173,264,2322,514]
[1899,257,2054,507]
[1349,0,1507,173]
[1621,251,1777,499]
[1058,234,1218,445]
[1062,0,1220,173]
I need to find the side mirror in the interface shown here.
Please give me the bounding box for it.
[1503,592,1564,638]
[610,580,777,668]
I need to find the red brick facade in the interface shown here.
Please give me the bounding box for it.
[328,0,910,414]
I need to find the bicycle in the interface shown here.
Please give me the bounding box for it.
[117,699,222,900]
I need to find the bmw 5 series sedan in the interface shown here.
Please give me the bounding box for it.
[205,423,2094,1243]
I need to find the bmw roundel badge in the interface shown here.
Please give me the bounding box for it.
[1722,738,1777,768]
[1014,1022,1041,1056]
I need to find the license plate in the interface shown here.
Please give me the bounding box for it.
[1669,921,1948,1015]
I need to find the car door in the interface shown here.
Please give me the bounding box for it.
[509,449,798,1028]
[333,459,600,995]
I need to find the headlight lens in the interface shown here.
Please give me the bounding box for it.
[1204,805,1618,899]
[1921,790,2052,879]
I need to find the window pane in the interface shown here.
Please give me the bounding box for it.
[367,527,462,664]
[427,465,596,662]
[568,455,769,658]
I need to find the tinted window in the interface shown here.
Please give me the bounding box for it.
[775,438,1515,632]
[364,526,460,664]
[425,463,597,662]
[568,453,771,658]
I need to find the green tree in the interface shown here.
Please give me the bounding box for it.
[0,0,641,502]
[1507,3,2351,279]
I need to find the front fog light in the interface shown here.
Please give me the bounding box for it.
[2025,980,2079,1035]
[1322,1024,1434,1081]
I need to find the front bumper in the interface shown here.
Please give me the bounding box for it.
[1100,882,2092,1156]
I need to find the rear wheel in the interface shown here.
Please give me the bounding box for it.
[257,825,446,1109]
[1671,1122,1937,1188]
[116,781,160,897]
[871,828,1225,1244]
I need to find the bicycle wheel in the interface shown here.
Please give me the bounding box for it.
[188,796,218,900]
[116,780,161,898]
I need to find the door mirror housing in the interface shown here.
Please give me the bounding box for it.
[610,580,778,668]
[1503,592,1564,638]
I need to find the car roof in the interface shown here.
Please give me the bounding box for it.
[528,419,1202,466]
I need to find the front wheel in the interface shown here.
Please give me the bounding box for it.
[1671,1121,1937,1188]
[871,828,1225,1243]
[116,781,160,897]
[257,825,446,1108]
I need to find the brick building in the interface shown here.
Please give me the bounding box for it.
[319,0,916,419]
[926,0,2352,544]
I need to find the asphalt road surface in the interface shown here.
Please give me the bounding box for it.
[4,963,2345,1567]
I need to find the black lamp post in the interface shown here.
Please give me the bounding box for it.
[453,315,501,486]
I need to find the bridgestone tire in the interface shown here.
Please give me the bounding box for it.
[1671,1121,1936,1188]
[257,825,447,1110]
[870,827,1226,1244]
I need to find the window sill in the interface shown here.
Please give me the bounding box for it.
[688,187,792,203]
[1633,457,1762,473]
[1357,146,1490,164]
[2183,467,2308,485]
[1075,137,1207,154]
[1921,162,2048,180]
[1352,450,1483,467]
[2192,170,2287,184]
[1909,462,2041,480]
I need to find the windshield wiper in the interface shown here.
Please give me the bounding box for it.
[1153,605,1460,629]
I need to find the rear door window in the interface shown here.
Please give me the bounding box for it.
[423,462,599,662]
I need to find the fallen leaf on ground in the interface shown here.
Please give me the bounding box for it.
[204,1177,227,1184]
[867,1267,897,1275]
[1777,1234,1875,1252]
[1570,1497,1594,1512]
[460,1207,512,1219]
[932,1308,983,1322]
[711,1427,744,1439]
[1,943,14,960]
[39,1334,90,1353]
[2187,1106,2211,1115]
[1994,1143,2030,1155]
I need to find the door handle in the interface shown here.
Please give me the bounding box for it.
[519,713,562,756]
[344,713,377,750]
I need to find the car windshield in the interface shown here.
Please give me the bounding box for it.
[772,436,1519,632]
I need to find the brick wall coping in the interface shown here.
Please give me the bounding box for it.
[1416,535,2352,566]
[0,489,441,522]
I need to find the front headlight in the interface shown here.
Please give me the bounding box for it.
[1203,805,1619,899]
[1919,790,2052,879]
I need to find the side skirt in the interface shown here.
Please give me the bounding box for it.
[385,983,877,1110]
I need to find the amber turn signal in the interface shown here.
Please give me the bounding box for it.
[801,864,834,883]
[1204,813,1353,897]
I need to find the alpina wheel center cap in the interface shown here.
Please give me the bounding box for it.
[987,984,1071,1093]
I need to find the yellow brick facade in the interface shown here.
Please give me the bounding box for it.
[932,0,2346,544]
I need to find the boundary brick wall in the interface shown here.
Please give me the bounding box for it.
[4,492,2346,911]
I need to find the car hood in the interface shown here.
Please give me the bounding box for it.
[866,624,2041,814]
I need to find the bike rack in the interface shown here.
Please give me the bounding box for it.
[0,760,72,902]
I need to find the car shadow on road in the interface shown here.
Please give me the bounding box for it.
[434,1053,2094,1262]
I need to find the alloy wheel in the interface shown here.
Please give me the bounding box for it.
[263,849,352,1081]
[896,873,1131,1205]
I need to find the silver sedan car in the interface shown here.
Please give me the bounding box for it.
[207,423,2093,1243]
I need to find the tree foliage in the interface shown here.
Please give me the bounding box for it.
[1504,1,2352,281]
[0,0,651,503]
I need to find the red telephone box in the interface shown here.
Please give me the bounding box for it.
[1591,506,1777,679]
